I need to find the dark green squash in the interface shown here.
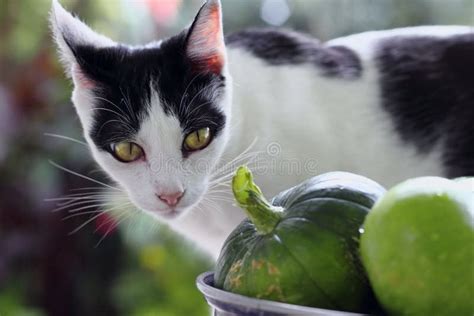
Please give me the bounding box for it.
[215,166,385,313]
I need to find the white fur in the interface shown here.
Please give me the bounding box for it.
[327,25,473,58]
[51,1,472,258]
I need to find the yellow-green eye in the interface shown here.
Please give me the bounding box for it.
[183,127,212,152]
[111,142,144,162]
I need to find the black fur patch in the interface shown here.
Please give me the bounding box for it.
[155,32,226,137]
[226,28,362,79]
[71,44,152,151]
[377,33,474,177]
[68,31,226,154]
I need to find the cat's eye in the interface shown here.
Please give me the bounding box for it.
[183,127,212,152]
[111,142,144,163]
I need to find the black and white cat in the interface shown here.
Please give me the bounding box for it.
[51,0,473,257]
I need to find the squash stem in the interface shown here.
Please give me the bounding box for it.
[232,166,283,234]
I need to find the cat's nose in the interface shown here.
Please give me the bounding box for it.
[157,191,184,207]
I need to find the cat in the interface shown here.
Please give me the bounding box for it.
[50,0,474,258]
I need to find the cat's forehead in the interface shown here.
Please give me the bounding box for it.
[138,90,183,156]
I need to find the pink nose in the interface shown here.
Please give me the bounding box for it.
[158,191,184,207]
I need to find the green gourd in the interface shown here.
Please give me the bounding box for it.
[215,166,385,313]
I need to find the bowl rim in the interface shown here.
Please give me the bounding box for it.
[196,271,370,316]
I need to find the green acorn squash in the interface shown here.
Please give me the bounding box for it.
[214,166,385,313]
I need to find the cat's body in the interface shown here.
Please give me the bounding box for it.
[51,0,473,257]
[174,26,474,255]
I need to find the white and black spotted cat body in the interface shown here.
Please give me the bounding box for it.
[51,0,473,257]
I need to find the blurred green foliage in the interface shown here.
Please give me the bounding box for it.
[113,222,212,316]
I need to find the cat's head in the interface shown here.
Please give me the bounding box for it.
[50,0,232,220]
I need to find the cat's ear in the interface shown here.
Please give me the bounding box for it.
[50,0,116,86]
[186,0,226,74]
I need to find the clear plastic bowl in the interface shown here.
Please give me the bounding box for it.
[196,272,371,316]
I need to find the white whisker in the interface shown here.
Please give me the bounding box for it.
[120,87,136,121]
[207,197,233,204]
[70,186,121,192]
[57,202,110,214]
[90,107,131,123]
[96,119,128,136]
[179,73,202,117]
[202,198,224,214]
[186,100,213,118]
[49,160,119,190]
[69,212,109,235]
[94,210,134,248]
[46,191,119,201]
[210,137,260,179]
[62,209,109,220]
[183,84,211,119]
[216,156,269,178]
[44,133,88,146]
[68,203,129,235]
[207,188,232,195]
[51,197,105,209]
[92,96,128,117]
[208,184,231,191]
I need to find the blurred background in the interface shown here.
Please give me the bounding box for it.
[0,0,472,315]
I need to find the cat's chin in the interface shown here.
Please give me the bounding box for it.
[144,206,188,221]
[159,209,184,220]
